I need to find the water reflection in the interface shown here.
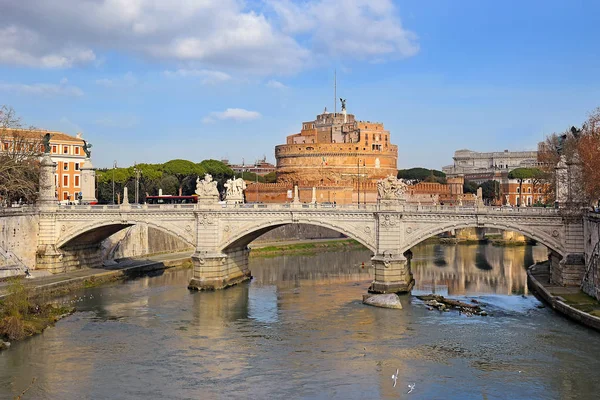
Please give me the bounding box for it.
[0,243,599,400]
[412,243,547,296]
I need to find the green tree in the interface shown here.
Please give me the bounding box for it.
[463,180,478,194]
[235,171,266,183]
[508,168,544,206]
[397,167,446,183]
[157,174,180,196]
[479,180,500,203]
[264,171,277,183]
[161,159,205,195]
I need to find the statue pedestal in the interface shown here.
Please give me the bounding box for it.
[226,195,244,205]
[80,157,97,204]
[38,154,57,209]
[197,195,219,204]
[379,199,405,210]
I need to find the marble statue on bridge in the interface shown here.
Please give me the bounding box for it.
[195,174,220,202]
[377,175,408,201]
[224,177,246,203]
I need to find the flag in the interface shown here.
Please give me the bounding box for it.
[322,157,328,166]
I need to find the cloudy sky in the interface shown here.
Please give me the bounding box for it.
[1,0,599,169]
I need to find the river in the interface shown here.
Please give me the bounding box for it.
[2,242,600,399]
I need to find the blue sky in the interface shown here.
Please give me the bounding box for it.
[1,0,599,169]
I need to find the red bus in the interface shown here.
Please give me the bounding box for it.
[145,195,198,204]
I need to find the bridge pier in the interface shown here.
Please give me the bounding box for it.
[188,246,251,291]
[369,253,414,294]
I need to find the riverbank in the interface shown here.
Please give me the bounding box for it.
[528,261,600,331]
[249,238,363,257]
[0,279,74,349]
[0,252,193,350]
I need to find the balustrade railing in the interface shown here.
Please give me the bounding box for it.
[582,240,600,300]
[47,202,562,214]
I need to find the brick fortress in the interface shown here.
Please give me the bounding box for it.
[246,100,468,205]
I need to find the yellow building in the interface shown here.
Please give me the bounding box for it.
[0,128,88,204]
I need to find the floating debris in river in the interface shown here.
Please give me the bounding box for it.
[416,294,489,316]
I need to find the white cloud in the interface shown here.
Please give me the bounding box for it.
[266,79,288,89]
[203,108,261,123]
[270,0,418,60]
[0,26,95,68]
[0,0,417,73]
[164,69,231,84]
[95,72,138,88]
[0,80,84,97]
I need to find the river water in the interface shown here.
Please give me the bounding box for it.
[2,242,600,400]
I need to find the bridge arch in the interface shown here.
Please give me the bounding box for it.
[401,221,563,256]
[56,219,195,249]
[219,219,377,254]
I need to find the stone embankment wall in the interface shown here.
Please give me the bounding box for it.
[0,212,39,269]
[583,213,600,300]
[101,225,194,260]
[252,224,345,243]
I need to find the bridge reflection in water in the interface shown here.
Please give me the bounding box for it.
[410,242,548,296]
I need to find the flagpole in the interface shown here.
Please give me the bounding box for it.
[334,69,337,114]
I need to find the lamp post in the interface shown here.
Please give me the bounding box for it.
[255,171,258,202]
[134,163,141,204]
[361,160,366,206]
[357,158,360,208]
[112,160,117,205]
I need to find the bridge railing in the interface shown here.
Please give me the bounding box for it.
[52,203,561,214]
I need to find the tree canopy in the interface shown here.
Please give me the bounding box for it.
[0,105,40,205]
[508,167,544,181]
[397,167,446,183]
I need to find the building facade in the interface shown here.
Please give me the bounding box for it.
[443,149,540,178]
[225,157,276,176]
[0,128,88,204]
[275,108,398,185]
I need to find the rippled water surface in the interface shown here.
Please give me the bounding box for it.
[2,243,600,400]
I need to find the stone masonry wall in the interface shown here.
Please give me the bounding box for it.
[583,213,600,300]
[0,212,39,269]
[253,224,345,243]
[101,225,194,260]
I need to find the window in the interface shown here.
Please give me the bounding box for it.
[63,162,69,171]
[63,146,69,154]
[75,163,80,171]
[74,175,80,187]
[63,192,69,201]
[52,145,57,153]
[63,175,69,188]
[75,147,80,155]
[528,188,531,193]
[516,187,520,194]
[2,142,7,151]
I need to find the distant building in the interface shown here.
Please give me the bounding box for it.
[0,128,88,204]
[443,149,540,179]
[225,157,276,176]
[442,148,548,206]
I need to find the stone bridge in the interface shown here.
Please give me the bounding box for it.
[33,202,584,293]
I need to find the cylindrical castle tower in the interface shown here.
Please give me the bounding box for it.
[275,109,398,184]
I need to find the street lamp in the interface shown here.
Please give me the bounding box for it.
[112,160,117,205]
[134,163,141,204]
[357,158,360,208]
